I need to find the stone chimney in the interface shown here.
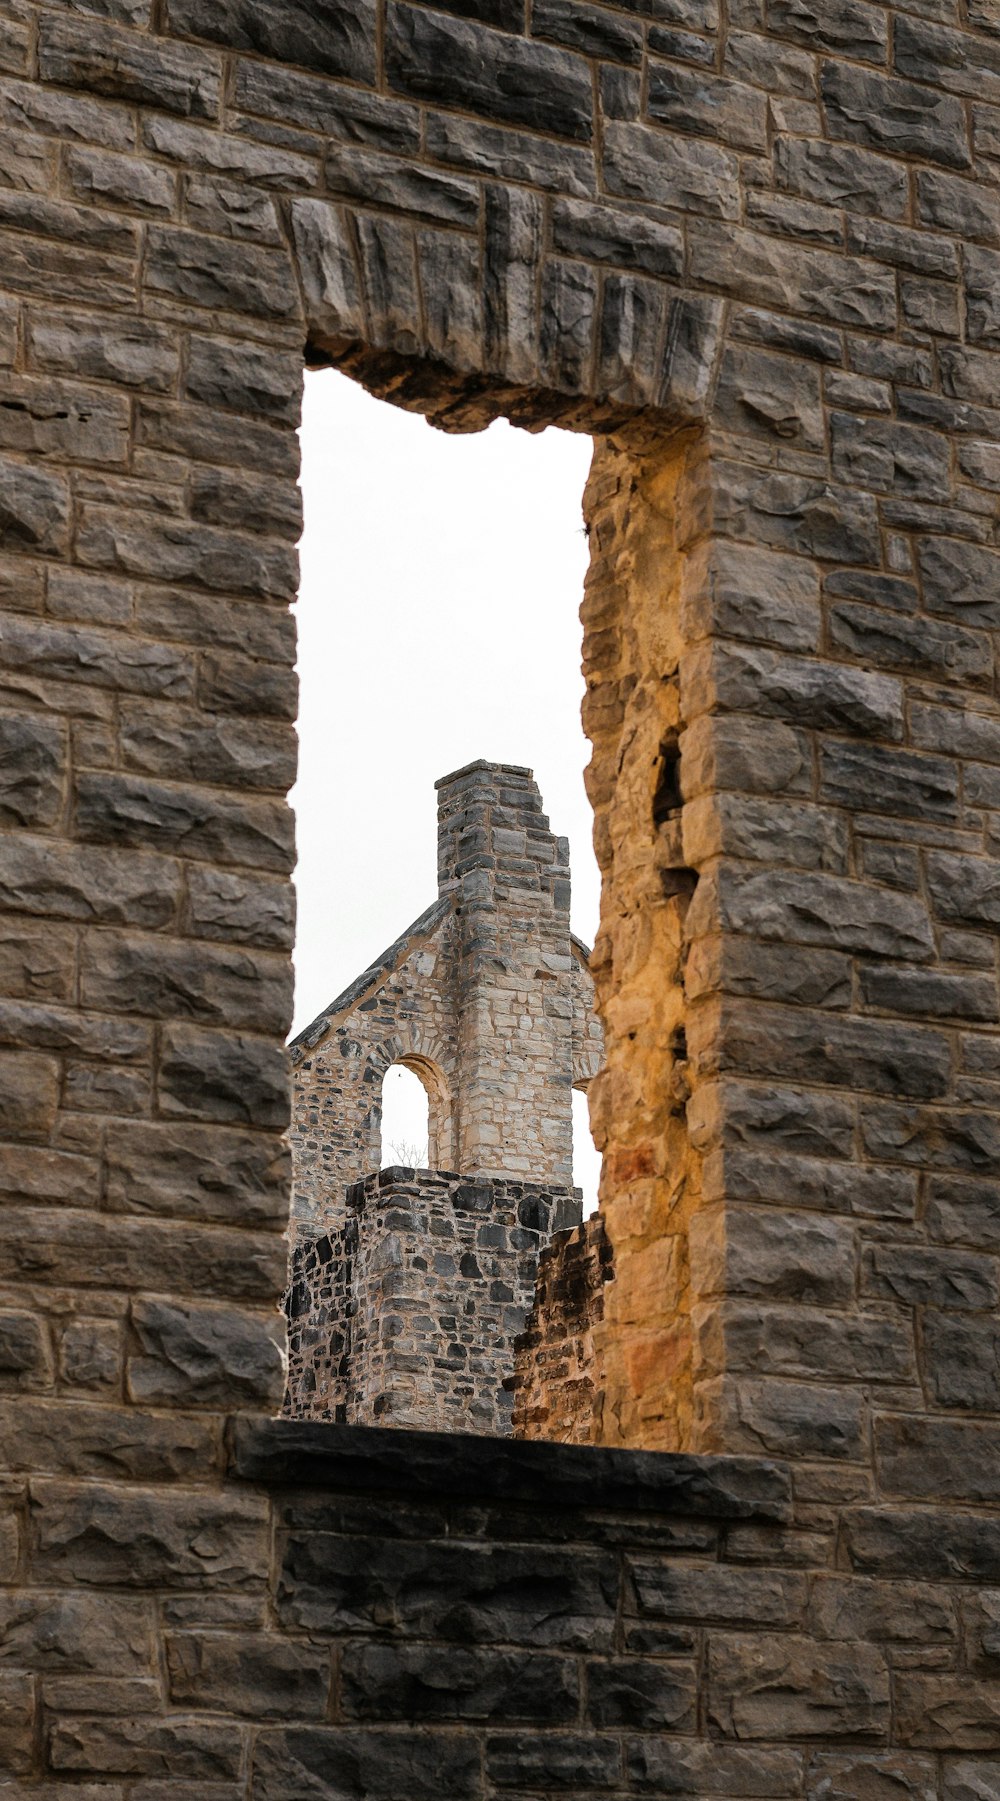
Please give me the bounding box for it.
[435,760,574,1181]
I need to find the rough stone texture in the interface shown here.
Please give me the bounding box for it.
[513,1212,615,1441]
[286,1169,580,1432]
[290,762,602,1223]
[285,762,600,1433]
[4,0,1000,1787]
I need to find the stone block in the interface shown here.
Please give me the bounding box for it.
[340,1642,578,1722]
[845,1508,1000,1582]
[127,1298,285,1409]
[0,1590,152,1672]
[942,1760,1000,1800]
[806,1753,937,1800]
[28,310,178,394]
[627,1739,804,1795]
[278,1531,618,1648]
[0,1395,217,1481]
[810,1577,955,1647]
[0,1206,285,1301]
[877,1416,1000,1505]
[629,1563,805,1627]
[166,0,377,83]
[896,1677,1000,1751]
[585,1657,695,1729]
[145,225,297,319]
[104,1119,290,1227]
[685,639,902,737]
[120,702,295,794]
[74,773,294,874]
[859,964,998,1023]
[0,453,70,553]
[251,1728,481,1800]
[58,1319,120,1392]
[603,120,740,218]
[551,196,682,280]
[386,3,592,141]
[680,714,813,799]
[647,65,767,151]
[184,868,295,952]
[158,1020,290,1129]
[689,1205,855,1305]
[49,1715,244,1780]
[0,1049,59,1141]
[685,937,852,1011]
[38,14,221,118]
[0,373,130,466]
[706,1147,915,1220]
[0,709,64,828]
[687,1077,855,1159]
[711,1302,915,1385]
[775,136,907,218]
[0,1672,33,1775]
[31,1479,269,1589]
[712,1373,867,1461]
[821,60,971,169]
[80,931,292,1035]
[862,1242,998,1310]
[861,1102,1000,1174]
[701,864,933,958]
[690,225,896,331]
[485,1730,621,1787]
[0,1309,52,1388]
[707,1633,889,1740]
[165,1632,329,1717]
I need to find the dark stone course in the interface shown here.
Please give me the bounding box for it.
[229,1419,792,1519]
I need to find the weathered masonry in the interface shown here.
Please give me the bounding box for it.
[284,761,598,1431]
[4,0,1000,1792]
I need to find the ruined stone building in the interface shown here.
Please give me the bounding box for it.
[5,0,1000,1792]
[284,759,603,1432]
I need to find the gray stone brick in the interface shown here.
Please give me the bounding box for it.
[127,1298,284,1409]
[385,4,592,141]
[165,1631,328,1717]
[821,60,971,169]
[252,1728,481,1801]
[819,741,959,823]
[38,15,221,120]
[0,709,64,827]
[766,0,887,57]
[340,1642,578,1722]
[165,0,378,85]
[602,120,740,217]
[647,66,768,151]
[707,1633,889,1738]
[862,1242,999,1310]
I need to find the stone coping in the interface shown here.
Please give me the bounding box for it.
[227,1419,792,1522]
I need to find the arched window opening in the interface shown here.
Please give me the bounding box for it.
[380,1063,430,1171]
[573,1085,600,1218]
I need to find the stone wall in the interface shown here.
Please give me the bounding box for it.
[290,762,602,1233]
[4,0,1000,1787]
[513,1213,615,1443]
[287,1169,580,1433]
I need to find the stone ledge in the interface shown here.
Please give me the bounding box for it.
[227,1418,792,1521]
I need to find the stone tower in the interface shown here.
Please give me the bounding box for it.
[285,761,603,1431]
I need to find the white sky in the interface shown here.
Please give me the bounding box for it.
[292,369,601,1206]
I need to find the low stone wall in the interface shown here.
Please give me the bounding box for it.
[513,1212,615,1442]
[220,1421,999,1799]
[285,1170,580,1432]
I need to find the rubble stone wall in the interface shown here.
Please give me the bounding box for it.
[286,1170,581,1433]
